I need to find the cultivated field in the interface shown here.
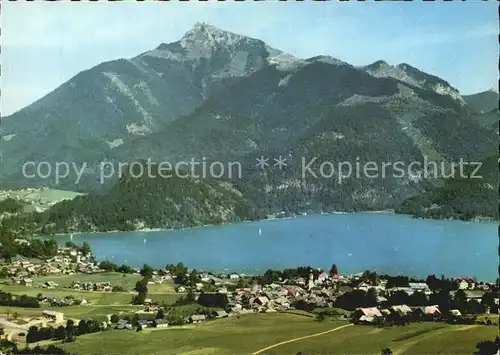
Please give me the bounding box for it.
[56,313,496,355]
[0,273,182,323]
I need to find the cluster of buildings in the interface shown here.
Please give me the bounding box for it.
[70,281,112,292]
[353,305,443,324]
[5,246,103,286]
[38,294,90,307]
[164,270,498,326]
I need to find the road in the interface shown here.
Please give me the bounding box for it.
[252,323,353,355]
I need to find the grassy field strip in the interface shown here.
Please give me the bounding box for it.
[252,323,354,355]
[392,325,478,355]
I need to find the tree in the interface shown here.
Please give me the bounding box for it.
[54,325,66,340]
[81,242,91,255]
[77,319,89,335]
[135,279,148,294]
[117,264,133,274]
[65,319,75,338]
[315,313,325,322]
[381,348,393,355]
[140,264,154,279]
[189,269,199,284]
[155,308,165,319]
[366,288,378,307]
[99,260,117,272]
[65,241,77,249]
[474,337,500,355]
[186,289,197,304]
[175,273,188,285]
[453,289,467,313]
[110,314,119,323]
[197,293,228,308]
[330,264,338,276]
[26,326,40,343]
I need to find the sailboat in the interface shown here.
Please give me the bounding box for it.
[258,228,262,236]
[70,234,73,241]
[143,237,147,244]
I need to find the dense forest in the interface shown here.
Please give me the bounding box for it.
[396,155,498,220]
[36,164,263,233]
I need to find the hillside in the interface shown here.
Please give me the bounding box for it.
[37,165,262,233]
[396,155,498,221]
[113,58,497,213]
[464,89,498,113]
[0,22,294,188]
[0,23,496,221]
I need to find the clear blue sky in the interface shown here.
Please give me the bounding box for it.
[2,1,497,116]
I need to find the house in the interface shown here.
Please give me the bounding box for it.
[116,319,129,330]
[390,305,413,316]
[229,274,240,280]
[154,319,169,328]
[177,286,186,293]
[449,309,462,318]
[48,266,61,274]
[409,283,432,295]
[463,291,484,300]
[190,315,206,323]
[255,296,270,306]
[455,277,477,290]
[353,307,383,322]
[137,320,151,328]
[356,281,372,291]
[411,305,442,321]
[377,296,388,304]
[218,287,228,294]
[44,281,58,289]
[458,280,469,290]
[332,274,344,281]
[380,309,391,316]
[231,304,243,313]
[317,272,330,283]
[216,310,229,319]
[42,310,64,322]
[195,283,204,291]
[20,278,33,287]
[358,315,377,324]
[78,298,89,305]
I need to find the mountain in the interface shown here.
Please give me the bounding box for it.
[463,89,499,131]
[0,23,497,221]
[363,60,467,107]
[6,164,263,234]
[0,22,298,187]
[464,89,499,113]
[396,154,498,221]
[110,57,497,213]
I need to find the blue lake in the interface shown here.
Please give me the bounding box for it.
[56,213,498,281]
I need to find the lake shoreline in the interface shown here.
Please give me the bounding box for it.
[43,213,497,281]
[49,210,398,237]
[48,208,498,238]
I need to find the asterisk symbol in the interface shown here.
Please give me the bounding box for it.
[256,156,269,169]
[273,156,288,169]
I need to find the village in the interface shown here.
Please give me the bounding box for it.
[0,242,498,353]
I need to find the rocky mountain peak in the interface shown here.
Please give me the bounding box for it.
[179,22,262,55]
[364,61,466,105]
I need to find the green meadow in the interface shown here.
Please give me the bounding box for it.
[55,313,496,355]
